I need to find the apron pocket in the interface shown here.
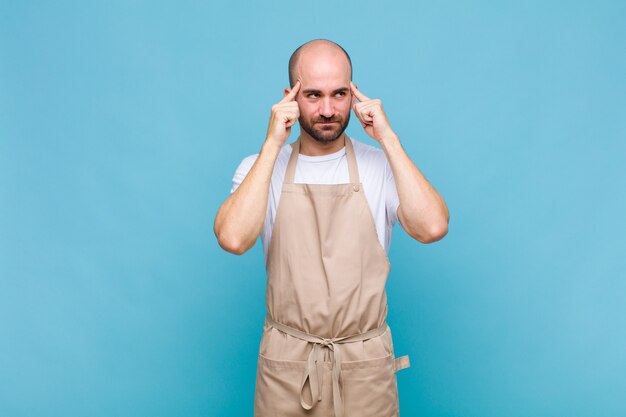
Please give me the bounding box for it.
[254,350,404,417]
[255,353,333,417]
[341,352,400,417]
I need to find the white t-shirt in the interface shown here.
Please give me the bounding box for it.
[230,135,400,262]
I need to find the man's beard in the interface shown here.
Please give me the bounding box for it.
[299,112,350,143]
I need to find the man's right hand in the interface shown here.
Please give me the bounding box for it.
[265,80,301,146]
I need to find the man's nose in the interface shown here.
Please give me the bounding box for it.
[319,98,334,118]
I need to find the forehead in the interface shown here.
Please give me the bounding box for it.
[296,48,351,89]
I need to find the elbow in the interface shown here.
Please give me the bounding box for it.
[410,220,448,244]
[420,223,448,243]
[214,205,251,255]
[399,204,449,244]
[420,208,450,243]
[214,223,250,255]
[217,234,249,255]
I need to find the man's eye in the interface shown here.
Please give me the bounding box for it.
[308,94,318,98]
[336,92,346,96]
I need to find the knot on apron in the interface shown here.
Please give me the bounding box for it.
[320,338,333,347]
[265,315,388,417]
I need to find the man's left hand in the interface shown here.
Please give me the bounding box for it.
[350,81,395,142]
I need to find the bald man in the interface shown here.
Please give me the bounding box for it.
[214,39,449,417]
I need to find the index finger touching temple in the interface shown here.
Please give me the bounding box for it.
[282,79,301,102]
[350,81,370,102]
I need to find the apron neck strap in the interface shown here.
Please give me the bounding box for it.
[285,135,360,184]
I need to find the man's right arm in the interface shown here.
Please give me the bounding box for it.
[214,141,282,254]
[213,80,302,255]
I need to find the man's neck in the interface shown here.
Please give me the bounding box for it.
[297,132,347,156]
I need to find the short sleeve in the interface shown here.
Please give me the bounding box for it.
[385,158,399,226]
[230,154,259,194]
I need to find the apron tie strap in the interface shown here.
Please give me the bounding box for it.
[265,315,388,417]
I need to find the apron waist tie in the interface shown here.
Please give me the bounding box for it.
[265,315,388,417]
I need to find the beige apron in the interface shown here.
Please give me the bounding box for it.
[253,135,410,417]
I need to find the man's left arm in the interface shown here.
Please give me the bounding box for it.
[350,82,449,243]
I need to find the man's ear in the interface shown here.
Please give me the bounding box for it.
[284,87,290,97]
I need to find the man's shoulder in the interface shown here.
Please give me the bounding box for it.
[349,135,388,167]
[241,152,259,165]
[231,153,255,178]
[235,143,292,174]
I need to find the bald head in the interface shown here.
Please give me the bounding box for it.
[288,39,352,88]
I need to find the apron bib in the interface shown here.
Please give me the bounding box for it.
[253,135,410,417]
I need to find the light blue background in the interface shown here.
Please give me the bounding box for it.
[1,1,625,416]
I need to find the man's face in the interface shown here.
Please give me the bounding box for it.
[293,50,354,143]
